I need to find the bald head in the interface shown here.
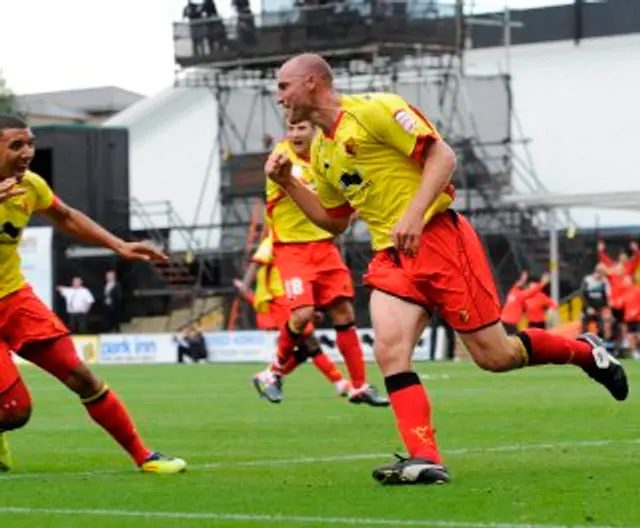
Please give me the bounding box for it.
[276,53,339,127]
[281,53,333,86]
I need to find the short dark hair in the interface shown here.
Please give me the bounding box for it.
[0,115,28,133]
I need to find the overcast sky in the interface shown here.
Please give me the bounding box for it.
[0,0,573,97]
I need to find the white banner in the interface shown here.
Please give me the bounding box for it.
[18,226,53,308]
[99,333,177,364]
[13,329,452,366]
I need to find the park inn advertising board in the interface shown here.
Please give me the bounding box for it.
[13,328,451,366]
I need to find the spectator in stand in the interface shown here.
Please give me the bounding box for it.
[175,324,209,364]
[501,271,550,335]
[183,1,206,57]
[103,270,123,333]
[523,281,557,329]
[598,240,640,281]
[57,277,94,334]
[581,263,611,336]
[620,276,640,359]
[202,0,227,52]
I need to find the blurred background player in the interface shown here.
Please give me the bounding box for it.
[266,53,627,486]
[619,276,640,359]
[233,233,350,402]
[257,118,387,407]
[501,272,550,334]
[581,263,611,336]
[598,240,640,280]
[0,115,185,474]
[523,277,557,329]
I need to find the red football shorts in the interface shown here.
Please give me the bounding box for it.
[364,210,501,333]
[0,285,69,393]
[256,296,291,330]
[274,239,354,310]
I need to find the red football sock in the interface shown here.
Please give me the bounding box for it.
[312,353,344,383]
[335,324,366,389]
[83,387,152,466]
[271,321,306,375]
[519,329,595,367]
[281,355,303,375]
[385,372,441,463]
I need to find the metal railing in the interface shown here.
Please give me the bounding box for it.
[174,0,462,66]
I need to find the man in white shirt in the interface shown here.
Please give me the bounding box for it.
[57,277,94,334]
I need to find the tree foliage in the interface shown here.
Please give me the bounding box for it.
[0,70,18,114]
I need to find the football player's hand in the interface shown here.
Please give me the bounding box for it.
[630,241,638,253]
[0,178,26,202]
[265,151,292,186]
[116,241,169,263]
[540,272,550,285]
[391,208,423,256]
[597,240,606,252]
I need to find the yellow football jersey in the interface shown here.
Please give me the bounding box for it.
[0,171,55,299]
[250,234,285,313]
[266,140,334,243]
[310,92,455,251]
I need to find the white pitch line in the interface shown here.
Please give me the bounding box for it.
[0,438,638,481]
[0,506,631,528]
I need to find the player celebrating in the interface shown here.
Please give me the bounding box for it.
[501,271,550,334]
[265,54,628,486]
[257,118,387,406]
[233,233,350,401]
[0,115,185,474]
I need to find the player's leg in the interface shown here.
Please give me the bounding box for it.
[3,287,186,473]
[18,336,186,473]
[325,297,387,406]
[0,342,32,471]
[298,334,350,396]
[434,213,627,401]
[270,305,315,375]
[314,242,388,406]
[271,244,318,373]
[369,290,450,485]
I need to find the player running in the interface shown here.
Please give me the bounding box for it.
[233,233,351,402]
[256,118,387,407]
[0,115,185,474]
[265,54,628,486]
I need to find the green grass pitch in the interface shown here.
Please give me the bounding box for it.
[0,360,638,528]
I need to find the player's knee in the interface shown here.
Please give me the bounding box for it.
[290,306,314,330]
[0,382,32,431]
[328,299,355,326]
[374,337,412,375]
[471,342,520,372]
[64,365,103,399]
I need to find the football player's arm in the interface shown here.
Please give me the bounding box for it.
[279,178,351,235]
[597,240,614,267]
[42,198,168,262]
[43,199,128,251]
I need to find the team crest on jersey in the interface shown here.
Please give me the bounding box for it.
[344,138,357,156]
[394,109,416,132]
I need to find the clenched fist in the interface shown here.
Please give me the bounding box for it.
[264,151,293,187]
